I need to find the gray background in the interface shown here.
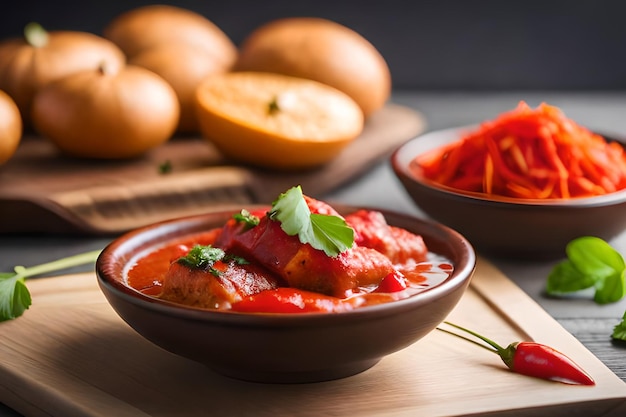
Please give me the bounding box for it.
[1,0,625,90]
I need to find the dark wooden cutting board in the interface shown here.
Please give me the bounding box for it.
[0,103,425,235]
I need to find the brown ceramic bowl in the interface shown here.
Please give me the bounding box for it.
[96,205,475,384]
[391,126,626,260]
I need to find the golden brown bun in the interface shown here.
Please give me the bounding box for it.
[0,89,21,164]
[234,17,391,118]
[104,4,237,69]
[130,42,229,133]
[0,29,125,126]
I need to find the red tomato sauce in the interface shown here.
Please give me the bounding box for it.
[127,229,221,296]
[126,228,453,312]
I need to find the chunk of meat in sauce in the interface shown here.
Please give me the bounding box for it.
[283,244,397,297]
[214,197,420,298]
[346,210,428,264]
[160,259,280,309]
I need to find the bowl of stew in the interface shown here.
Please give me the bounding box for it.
[96,188,475,383]
[391,102,626,260]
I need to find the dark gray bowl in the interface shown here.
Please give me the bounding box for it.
[96,205,475,384]
[392,126,626,260]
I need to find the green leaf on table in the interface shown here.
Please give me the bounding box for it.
[546,236,626,304]
[0,250,101,322]
[0,273,32,321]
[546,261,596,293]
[269,185,354,257]
[594,270,626,304]
[612,311,626,341]
[567,236,625,278]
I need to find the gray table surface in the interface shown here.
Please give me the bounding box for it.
[1,91,626,416]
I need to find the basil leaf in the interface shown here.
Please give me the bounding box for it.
[567,236,624,279]
[546,260,596,294]
[594,270,626,304]
[547,236,626,341]
[546,236,626,304]
[563,236,626,304]
[270,186,354,257]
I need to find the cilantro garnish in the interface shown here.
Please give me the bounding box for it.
[177,245,248,276]
[233,209,260,230]
[158,160,172,174]
[269,185,354,257]
[613,311,626,341]
[0,250,101,322]
[268,96,280,115]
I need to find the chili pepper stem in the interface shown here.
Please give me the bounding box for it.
[442,321,506,351]
[436,327,498,353]
[440,321,519,370]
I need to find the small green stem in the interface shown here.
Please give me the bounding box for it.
[12,250,102,279]
[268,96,280,115]
[442,321,506,352]
[24,22,49,48]
[436,327,498,353]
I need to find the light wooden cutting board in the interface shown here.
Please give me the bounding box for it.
[1,258,625,417]
[0,103,425,235]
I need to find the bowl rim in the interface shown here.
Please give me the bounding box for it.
[391,125,626,208]
[96,205,476,326]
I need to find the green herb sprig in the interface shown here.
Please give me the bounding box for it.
[613,311,626,341]
[0,250,101,322]
[233,209,260,230]
[177,245,248,276]
[269,185,354,257]
[546,236,626,341]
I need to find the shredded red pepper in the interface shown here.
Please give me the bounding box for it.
[415,101,626,199]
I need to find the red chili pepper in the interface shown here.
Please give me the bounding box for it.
[440,321,595,386]
[374,271,407,293]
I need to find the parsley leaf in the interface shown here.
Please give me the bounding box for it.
[0,250,101,322]
[546,236,626,304]
[177,245,248,276]
[269,185,354,257]
[233,209,260,230]
[613,311,626,341]
[0,273,31,321]
[158,160,172,174]
[178,245,226,276]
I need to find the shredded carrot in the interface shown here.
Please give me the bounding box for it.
[414,101,626,199]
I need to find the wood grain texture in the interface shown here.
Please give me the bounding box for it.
[1,258,625,417]
[0,103,425,235]
[559,318,626,383]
